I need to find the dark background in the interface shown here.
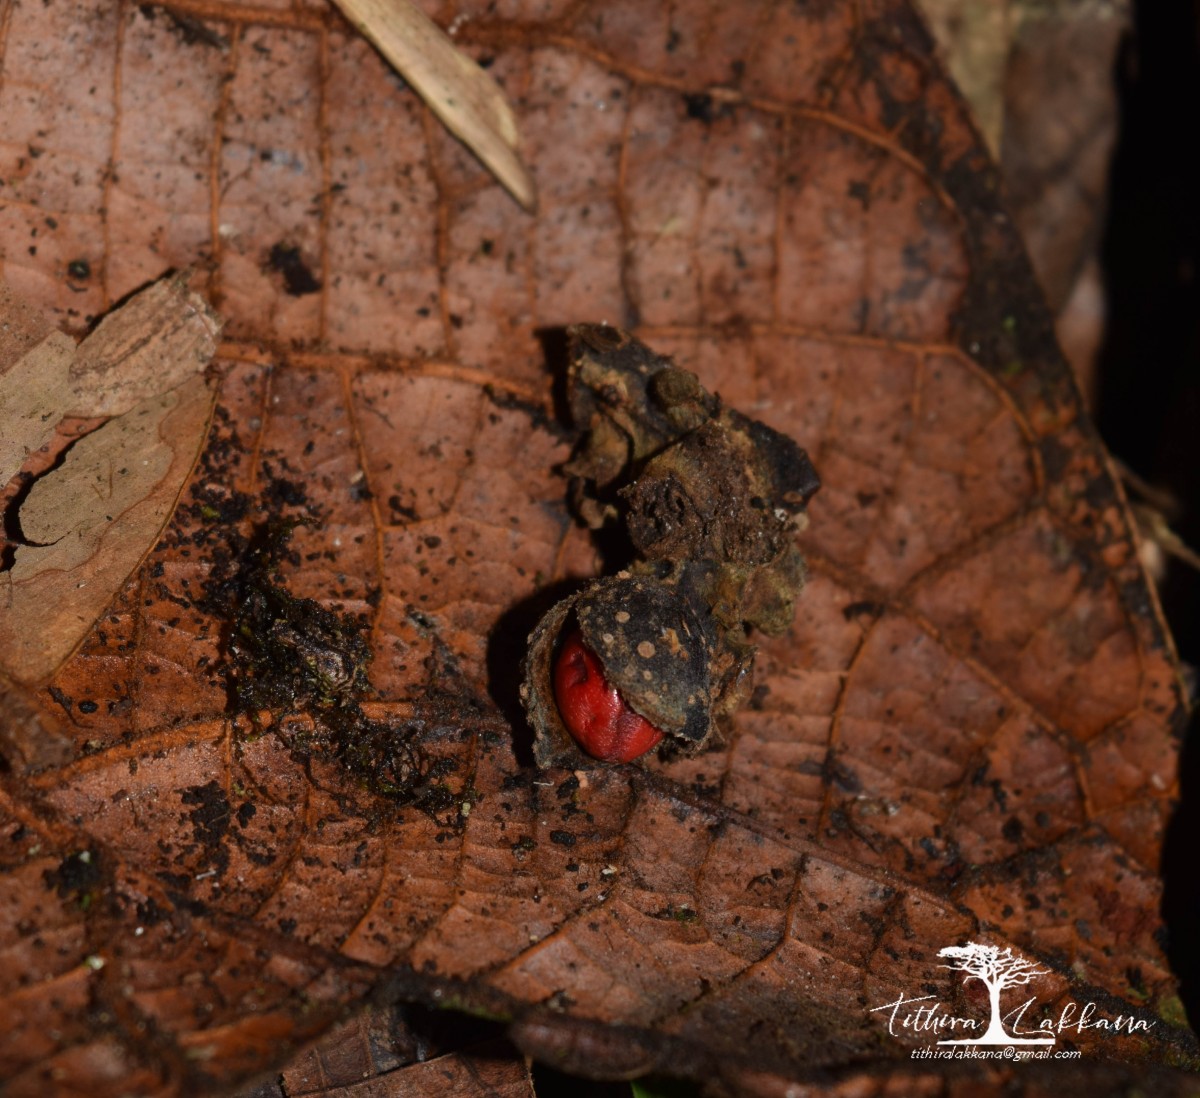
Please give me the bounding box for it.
[1098,0,1200,673]
[1106,0,1200,1035]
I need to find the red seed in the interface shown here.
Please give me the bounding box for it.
[553,631,664,762]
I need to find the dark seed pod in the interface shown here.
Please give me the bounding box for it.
[522,325,819,765]
[521,574,715,767]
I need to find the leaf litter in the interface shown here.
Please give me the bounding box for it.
[0,0,1195,1095]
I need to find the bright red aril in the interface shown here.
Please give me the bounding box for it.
[553,631,664,763]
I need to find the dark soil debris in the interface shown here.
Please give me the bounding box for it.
[267,243,322,297]
[44,849,102,907]
[195,474,456,816]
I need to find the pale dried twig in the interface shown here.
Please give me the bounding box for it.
[331,0,536,211]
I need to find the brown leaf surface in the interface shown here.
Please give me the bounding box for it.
[240,1008,534,1098]
[0,1,1193,1096]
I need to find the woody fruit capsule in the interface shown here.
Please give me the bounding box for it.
[521,325,819,766]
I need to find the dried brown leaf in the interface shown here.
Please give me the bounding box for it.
[243,1010,533,1098]
[0,2,1192,1096]
[0,680,72,771]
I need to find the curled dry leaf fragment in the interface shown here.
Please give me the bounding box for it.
[331,0,536,211]
[0,275,221,687]
[522,326,820,766]
[0,283,78,492]
[69,274,225,417]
